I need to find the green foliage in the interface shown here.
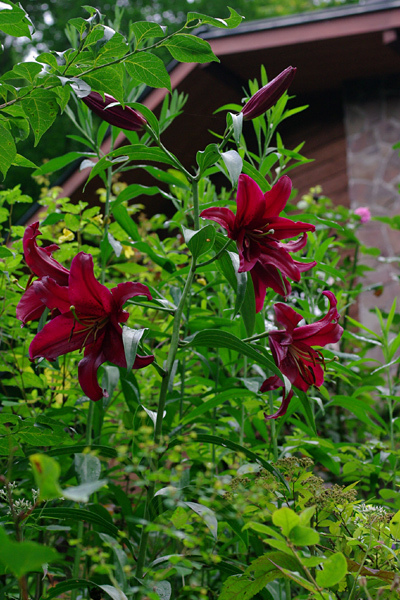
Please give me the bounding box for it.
[1,4,400,600]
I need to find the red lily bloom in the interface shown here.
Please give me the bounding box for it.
[200,174,316,312]
[16,222,70,325]
[241,66,297,121]
[82,91,147,131]
[29,252,154,401]
[261,291,343,419]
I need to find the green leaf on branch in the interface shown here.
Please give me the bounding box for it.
[81,64,125,104]
[0,1,31,38]
[0,527,59,578]
[161,34,219,64]
[219,551,302,600]
[315,552,347,587]
[125,52,171,91]
[0,122,16,178]
[11,61,43,83]
[182,224,216,260]
[289,525,319,546]
[196,143,221,173]
[21,90,59,146]
[272,507,300,537]
[185,7,243,29]
[130,21,166,45]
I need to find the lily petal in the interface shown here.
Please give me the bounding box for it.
[69,252,113,315]
[32,276,71,314]
[264,389,294,420]
[78,340,107,401]
[16,285,47,325]
[274,302,304,329]
[261,176,292,219]
[29,312,96,360]
[235,174,266,229]
[250,262,291,312]
[200,207,236,237]
[23,222,69,284]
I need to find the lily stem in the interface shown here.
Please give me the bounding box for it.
[192,180,200,230]
[71,401,94,600]
[135,261,196,582]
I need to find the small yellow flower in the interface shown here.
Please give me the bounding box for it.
[92,214,104,227]
[122,245,135,259]
[58,228,74,243]
[196,277,207,286]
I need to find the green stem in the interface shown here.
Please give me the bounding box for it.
[192,180,200,230]
[71,401,94,600]
[269,392,278,462]
[101,167,113,285]
[135,262,196,581]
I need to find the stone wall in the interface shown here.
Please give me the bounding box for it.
[344,76,400,333]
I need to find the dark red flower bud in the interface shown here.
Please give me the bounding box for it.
[81,91,147,131]
[241,66,297,121]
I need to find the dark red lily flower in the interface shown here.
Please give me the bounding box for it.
[261,291,343,419]
[200,174,316,312]
[29,252,154,401]
[16,222,70,325]
[241,66,296,121]
[81,91,147,131]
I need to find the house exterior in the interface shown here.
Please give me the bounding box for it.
[37,0,400,330]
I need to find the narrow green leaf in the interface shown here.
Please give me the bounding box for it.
[32,507,119,537]
[295,389,317,435]
[33,151,96,176]
[185,329,287,386]
[87,145,176,184]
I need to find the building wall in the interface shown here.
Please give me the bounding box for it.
[344,76,400,332]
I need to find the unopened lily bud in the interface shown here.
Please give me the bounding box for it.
[81,91,147,131]
[241,66,297,121]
